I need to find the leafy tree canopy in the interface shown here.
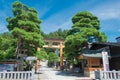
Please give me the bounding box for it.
[65,11,107,63]
[35,49,48,60]
[0,32,16,61]
[72,11,100,30]
[43,28,68,39]
[48,52,59,63]
[6,1,44,57]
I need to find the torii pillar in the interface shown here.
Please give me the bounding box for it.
[60,42,63,69]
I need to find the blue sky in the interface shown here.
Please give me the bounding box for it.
[0,0,120,42]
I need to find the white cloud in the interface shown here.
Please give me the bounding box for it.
[37,5,53,18]
[41,20,72,33]
[91,1,120,20]
[0,1,12,33]
[0,23,8,33]
[56,20,72,30]
[40,6,73,33]
[92,9,120,20]
[0,16,8,33]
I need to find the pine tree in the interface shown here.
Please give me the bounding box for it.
[65,11,107,63]
[6,1,44,58]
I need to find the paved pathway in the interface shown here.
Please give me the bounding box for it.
[33,61,93,80]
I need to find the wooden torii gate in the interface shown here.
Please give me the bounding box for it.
[43,38,65,69]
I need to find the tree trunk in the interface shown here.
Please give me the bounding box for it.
[15,36,22,59]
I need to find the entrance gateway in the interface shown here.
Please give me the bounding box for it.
[41,38,65,69]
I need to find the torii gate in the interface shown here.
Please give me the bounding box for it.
[43,38,65,69]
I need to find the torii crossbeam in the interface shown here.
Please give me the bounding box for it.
[43,38,65,69]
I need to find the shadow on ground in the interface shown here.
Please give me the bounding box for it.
[56,71,84,77]
[35,72,42,74]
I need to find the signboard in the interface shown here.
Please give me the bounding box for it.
[102,51,109,71]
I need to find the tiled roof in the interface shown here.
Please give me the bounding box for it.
[82,47,110,58]
[82,42,120,58]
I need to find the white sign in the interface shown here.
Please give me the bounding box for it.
[102,51,109,71]
[26,56,37,61]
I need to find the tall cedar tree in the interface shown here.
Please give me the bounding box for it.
[6,1,44,58]
[65,11,107,63]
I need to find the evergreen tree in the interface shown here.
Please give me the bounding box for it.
[36,49,48,60]
[6,1,44,58]
[65,11,107,64]
[0,32,16,60]
[44,28,68,39]
[48,52,59,63]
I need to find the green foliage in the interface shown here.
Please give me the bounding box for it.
[12,28,43,47]
[35,49,48,60]
[0,32,16,61]
[72,11,100,30]
[44,28,68,39]
[6,1,44,57]
[65,11,107,63]
[48,52,59,63]
[42,28,68,54]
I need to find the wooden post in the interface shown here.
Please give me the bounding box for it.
[60,42,63,70]
[37,47,40,51]
[35,48,40,73]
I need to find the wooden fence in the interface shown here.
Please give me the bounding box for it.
[0,71,34,80]
[95,70,120,80]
